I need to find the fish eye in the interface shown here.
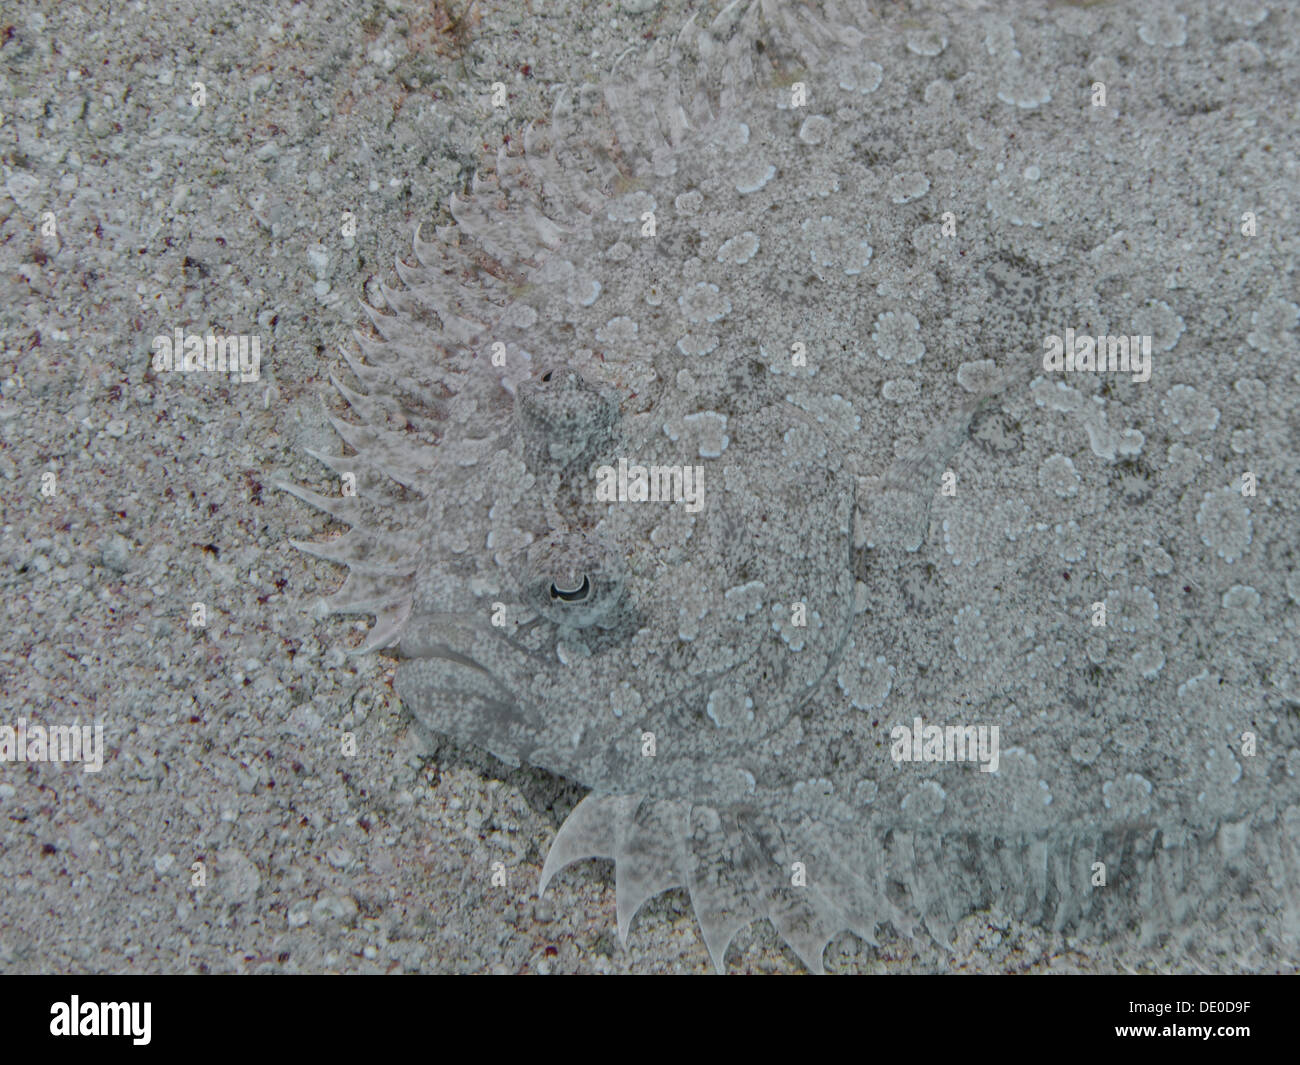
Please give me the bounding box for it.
[522,532,627,630]
[516,367,618,472]
[549,575,591,602]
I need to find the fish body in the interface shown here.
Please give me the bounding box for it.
[284,1,1300,970]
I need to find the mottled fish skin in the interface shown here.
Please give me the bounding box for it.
[285,0,1300,969]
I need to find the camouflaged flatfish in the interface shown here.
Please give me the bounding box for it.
[282,0,1300,971]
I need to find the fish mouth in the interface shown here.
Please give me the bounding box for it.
[394,613,549,769]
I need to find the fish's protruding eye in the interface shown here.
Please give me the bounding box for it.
[515,366,618,472]
[550,575,591,602]
[522,532,628,631]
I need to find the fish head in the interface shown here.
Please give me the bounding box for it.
[394,365,858,802]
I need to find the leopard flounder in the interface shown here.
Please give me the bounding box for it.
[283,0,1300,971]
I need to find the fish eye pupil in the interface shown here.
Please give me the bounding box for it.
[549,575,591,602]
[540,370,553,382]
